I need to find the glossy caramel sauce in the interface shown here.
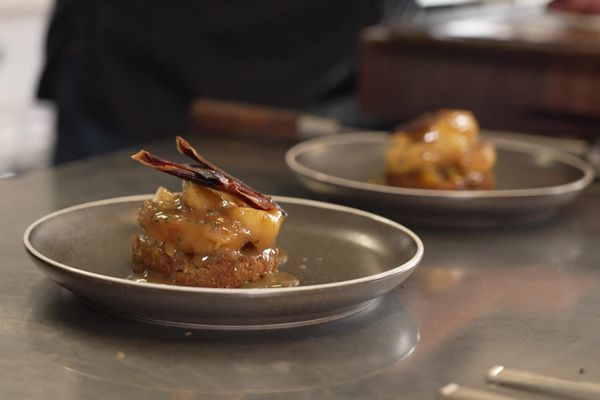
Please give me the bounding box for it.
[138,182,284,259]
[127,270,299,288]
[241,271,299,288]
[132,182,295,288]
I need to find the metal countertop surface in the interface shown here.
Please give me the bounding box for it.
[1,135,599,399]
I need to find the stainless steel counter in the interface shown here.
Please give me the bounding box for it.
[2,135,599,399]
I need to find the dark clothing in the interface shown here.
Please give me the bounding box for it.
[38,1,410,163]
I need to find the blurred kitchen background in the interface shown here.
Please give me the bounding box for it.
[1,0,598,177]
[0,0,53,178]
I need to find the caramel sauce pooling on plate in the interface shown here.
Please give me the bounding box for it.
[132,181,296,288]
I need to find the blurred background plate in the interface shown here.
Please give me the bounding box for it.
[285,132,595,227]
[24,195,423,330]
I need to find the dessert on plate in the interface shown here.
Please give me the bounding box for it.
[384,110,497,190]
[130,136,292,288]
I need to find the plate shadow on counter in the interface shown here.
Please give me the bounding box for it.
[25,280,419,396]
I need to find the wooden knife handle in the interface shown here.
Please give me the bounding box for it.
[189,98,301,138]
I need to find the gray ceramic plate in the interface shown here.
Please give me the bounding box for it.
[286,132,595,227]
[24,195,423,330]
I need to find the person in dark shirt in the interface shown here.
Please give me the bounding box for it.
[38,1,412,163]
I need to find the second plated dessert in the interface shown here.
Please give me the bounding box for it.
[384,110,497,190]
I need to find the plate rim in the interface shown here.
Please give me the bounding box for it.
[285,132,595,199]
[23,194,424,296]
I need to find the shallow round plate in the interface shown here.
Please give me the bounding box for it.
[24,195,423,330]
[286,132,595,227]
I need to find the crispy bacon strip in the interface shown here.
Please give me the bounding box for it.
[131,136,284,213]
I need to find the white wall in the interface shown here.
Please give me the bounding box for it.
[0,0,55,176]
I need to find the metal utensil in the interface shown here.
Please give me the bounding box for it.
[486,366,600,400]
[188,98,344,139]
[438,383,523,400]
